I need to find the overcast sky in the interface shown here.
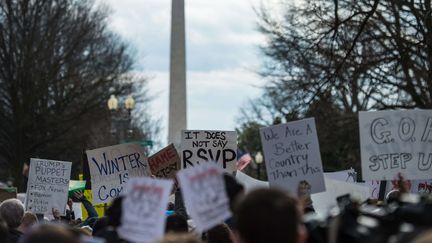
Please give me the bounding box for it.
[104,0,269,144]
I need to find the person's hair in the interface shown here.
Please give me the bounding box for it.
[105,196,123,227]
[0,198,25,228]
[159,233,202,243]
[235,188,301,243]
[165,214,188,233]
[20,224,80,243]
[21,212,38,227]
[206,224,233,243]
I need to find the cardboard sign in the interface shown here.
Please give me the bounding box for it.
[148,144,180,191]
[311,178,369,215]
[26,158,72,215]
[359,110,432,180]
[260,118,325,194]
[177,163,232,232]
[86,143,150,205]
[118,177,173,243]
[181,130,237,173]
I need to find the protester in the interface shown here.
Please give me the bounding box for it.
[17,212,38,234]
[204,224,234,243]
[234,188,306,243]
[94,196,125,243]
[20,224,80,243]
[164,187,189,234]
[165,214,189,233]
[160,233,202,243]
[0,199,25,243]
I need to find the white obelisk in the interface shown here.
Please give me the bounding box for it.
[168,0,187,147]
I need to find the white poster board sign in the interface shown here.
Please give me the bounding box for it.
[118,177,173,243]
[26,158,72,215]
[86,143,150,205]
[235,171,269,193]
[260,118,325,194]
[359,110,432,180]
[177,163,232,232]
[324,170,380,199]
[311,178,369,216]
[181,130,237,173]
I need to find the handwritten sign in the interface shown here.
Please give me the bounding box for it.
[86,143,150,205]
[181,130,237,173]
[359,110,432,180]
[118,177,173,243]
[311,178,369,215]
[260,118,325,194]
[177,163,232,232]
[26,158,72,215]
[148,144,180,191]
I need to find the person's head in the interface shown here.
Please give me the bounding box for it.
[20,224,80,243]
[205,224,233,243]
[0,198,25,229]
[160,233,202,243]
[235,188,305,243]
[105,196,123,227]
[18,212,38,232]
[165,214,188,233]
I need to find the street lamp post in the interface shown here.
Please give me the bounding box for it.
[255,151,263,180]
[107,94,135,143]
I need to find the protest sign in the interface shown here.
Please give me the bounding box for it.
[26,158,72,215]
[324,169,380,199]
[86,143,150,205]
[359,110,432,180]
[148,144,180,191]
[311,177,369,216]
[118,177,173,243]
[177,163,232,232]
[260,118,325,194]
[325,169,357,183]
[181,130,237,174]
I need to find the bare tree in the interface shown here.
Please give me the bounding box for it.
[0,0,154,186]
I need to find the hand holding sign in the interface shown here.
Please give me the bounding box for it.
[86,143,150,205]
[177,162,231,233]
[118,177,173,243]
[181,130,237,173]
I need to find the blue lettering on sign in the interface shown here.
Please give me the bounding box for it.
[98,185,124,202]
[91,152,147,176]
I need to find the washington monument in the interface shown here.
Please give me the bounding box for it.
[168,0,187,147]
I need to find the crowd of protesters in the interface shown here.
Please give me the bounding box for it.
[0,173,431,243]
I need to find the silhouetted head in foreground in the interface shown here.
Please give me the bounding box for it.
[235,188,306,243]
[20,224,80,243]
